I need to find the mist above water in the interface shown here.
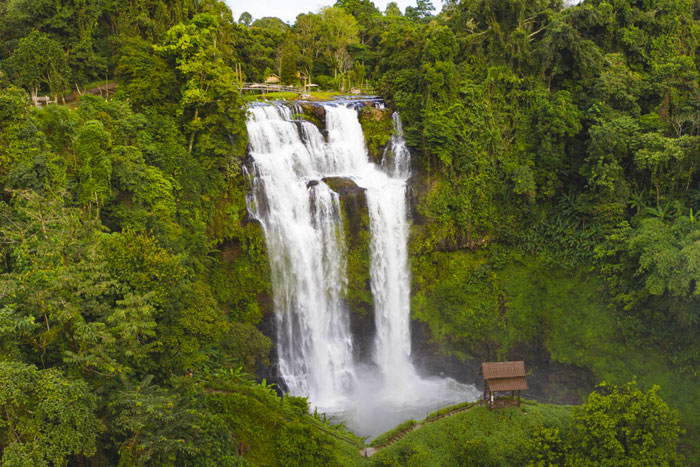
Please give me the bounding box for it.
[245,101,479,439]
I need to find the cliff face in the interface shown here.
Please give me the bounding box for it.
[323,176,376,363]
[239,100,594,405]
[405,171,597,403]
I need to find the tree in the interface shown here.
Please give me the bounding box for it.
[405,0,435,22]
[252,16,290,35]
[0,361,102,467]
[0,86,34,181]
[75,120,112,207]
[0,0,106,86]
[580,116,639,221]
[280,43,299,85]
[385,2,402,16]
[294,13,324,81]
[239,11,253,27]
[276,421,336,467]
[568,382,682,466]
[116,37,179,109]
[108,376,200,466]
[634,132,688,205]
[334,0,381,44]
[156,13,246,158]
[318,7,360,87]
[525,427,569,467]
[8,31,69,100]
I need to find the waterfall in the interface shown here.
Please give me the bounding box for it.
[246,101,478,437]
[246,105,357,406]
[381,112,411,178]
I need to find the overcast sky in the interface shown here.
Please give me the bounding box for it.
[225,0,427,24]
[224,0,583,25]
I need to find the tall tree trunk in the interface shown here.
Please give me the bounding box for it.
[188,108,199,154]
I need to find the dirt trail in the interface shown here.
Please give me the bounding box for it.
[359,403,477,458]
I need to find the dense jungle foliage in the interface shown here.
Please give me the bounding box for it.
[0,0,697,464]
[370,383,681,467]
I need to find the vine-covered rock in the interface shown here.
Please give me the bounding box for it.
[358,106,393,164]
[322,177,375,361]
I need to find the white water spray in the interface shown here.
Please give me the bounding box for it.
[246,101,478,437]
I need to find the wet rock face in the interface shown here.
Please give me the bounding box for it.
[349,304,376,363]
[322,177,376,362]
[257,310,288,396]
[322,177,371,261]
[360,106,392,123]
[410,319,596,404]
[297,102,326,133]
[216,218,279,389]
[358,107,394,164]
[322,176,364,197]
[410,320,481,385]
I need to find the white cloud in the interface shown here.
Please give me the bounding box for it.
[225,0,426,24]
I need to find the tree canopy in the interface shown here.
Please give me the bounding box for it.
[1,0,699,463]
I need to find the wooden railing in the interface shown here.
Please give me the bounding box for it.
[238,82,376,95]
[238,83,307,93]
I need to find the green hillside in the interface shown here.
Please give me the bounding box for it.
[1,0,699,464]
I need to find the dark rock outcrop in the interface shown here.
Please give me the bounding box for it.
[323,176,363,196]
[297,102,326,133]
[323,177,369,243]
[358,106,393,164]
[322,177,376,363]
[410,320,482,385]
[410,319,595,403]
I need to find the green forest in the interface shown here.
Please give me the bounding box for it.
[0,0,698,465]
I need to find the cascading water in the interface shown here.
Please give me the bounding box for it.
[381,112,411,178]
[368,111,414,392]
[246,101,478,437]
[246,105,357,407]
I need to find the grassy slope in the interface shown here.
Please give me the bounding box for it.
[501,257,700,461]
[411,249,699,462]
[367,402,572,466]
[331,438,366,467]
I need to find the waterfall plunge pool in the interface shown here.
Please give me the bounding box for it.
[317,363,480,439]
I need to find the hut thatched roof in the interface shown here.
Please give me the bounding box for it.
[488,377,528,391]
[481,361,526,379]
[481,361,528,392]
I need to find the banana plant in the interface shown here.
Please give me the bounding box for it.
[644,202,672,221]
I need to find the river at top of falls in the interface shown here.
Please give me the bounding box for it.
[245,100,479,439]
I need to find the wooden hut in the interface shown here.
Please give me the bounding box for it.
[264,74,281,84]
[480,361,528,409]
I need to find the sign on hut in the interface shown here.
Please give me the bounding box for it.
[480,361,528,409]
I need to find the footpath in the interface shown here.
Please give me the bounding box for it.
[359,402,478,458]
